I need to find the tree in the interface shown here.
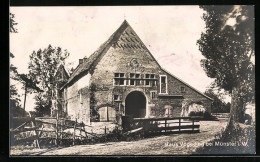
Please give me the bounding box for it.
[10,13,18,33]
[197,6,254,123]
[10,13,42,117]
[18,74,43,116]
[10,53,20,107]
[204,87,230,113]
[10,13,22,117]
[28,45,70,116]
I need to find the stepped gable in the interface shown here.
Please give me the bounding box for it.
[63,20,159,87]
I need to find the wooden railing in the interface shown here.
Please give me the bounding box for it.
[10,117,40,148]
[122,116,202,136]
[211,113,230,121]
[10,117,89,148]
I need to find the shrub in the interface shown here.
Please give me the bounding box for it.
[203,111,217,120]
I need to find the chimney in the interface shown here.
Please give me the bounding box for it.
[83,57,88,62]
[79,59,83,64]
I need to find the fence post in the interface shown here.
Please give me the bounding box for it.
[32,118,40,149]
[60,119,63,145]
[192,119,194,132]
[165,119,167,133]
[55,112,58,146]
[83,123,86,144]
[73,118,77,145]
[80,122,82,143]
[104,126,106,135]
[179,118,181,132]
[28,111,40,149]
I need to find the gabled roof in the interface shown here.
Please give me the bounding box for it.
[161,68,213,101]
[62,20,131,88]
[61,20,213,101]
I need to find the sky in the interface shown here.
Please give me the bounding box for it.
[10,6,225,112]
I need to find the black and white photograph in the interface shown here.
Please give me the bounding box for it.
[9,5,255,156]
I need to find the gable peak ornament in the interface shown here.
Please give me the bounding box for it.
[126,58,144,72]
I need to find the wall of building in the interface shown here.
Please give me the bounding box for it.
[65,74,91,124]
[149,72,212,117]
[89,36,212,120]
[89,25,163,122]
[63,24,212,124]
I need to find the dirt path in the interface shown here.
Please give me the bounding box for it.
[10,120,227,155]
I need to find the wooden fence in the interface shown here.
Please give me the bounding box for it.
[10,117,95,148]
[122,116,202,136]
[211,113,230,121]
[10,117,40,148]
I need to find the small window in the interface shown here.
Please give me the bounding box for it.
[151,92,156,99]
[161,76,166,83]
[119,79,124,85]
[120,73,124,77]
[145,74,150,78]
[130,80,135,85]
[135,74,140,78]
[151,80,156,86]
[160,75,167,94]
[115,78,124,85]
[114,79,120,85]
[130,73,135,78]
[150,74,155,78]
[136,80,141,86]
[181,87,186,93]
[114,73,125,86]
[115,73,119,77]
[145,80,150,86]
[114,95,119,101]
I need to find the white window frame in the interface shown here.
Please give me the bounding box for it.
[129,79,136,86]
[135,79,141,86]
[150,91,157,99]
[159,75,168,94]
[114,94,121,101]
[145,79,151,87]
[113,73,126,86]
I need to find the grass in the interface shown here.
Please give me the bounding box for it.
[195,121,255,154]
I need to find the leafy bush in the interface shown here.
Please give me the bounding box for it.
[188,111,217,120]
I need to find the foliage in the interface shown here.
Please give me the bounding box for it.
[197,5,254,122]
[19,74,43,93]
[89,83,99,122]
[28,45,70,116]
[67,67,75,76]
[10,13,22,117]
[204,87,231,113]
[10,13,18,33]
[181,98,205,117]
[189,111,216,120]
[10,81,22,117]
[10,13,42,117]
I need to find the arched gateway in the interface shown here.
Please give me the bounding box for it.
[125,91,146,118]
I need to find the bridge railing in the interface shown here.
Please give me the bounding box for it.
[122,116,203,136]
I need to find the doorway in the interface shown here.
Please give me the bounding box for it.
[125,91,146,118]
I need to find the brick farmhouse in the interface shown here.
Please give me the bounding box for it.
[52,20,213,125]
